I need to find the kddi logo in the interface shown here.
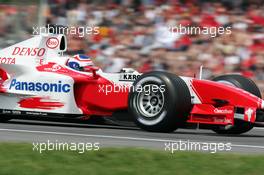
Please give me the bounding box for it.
[120,73,140,81]
[46,37,59,49]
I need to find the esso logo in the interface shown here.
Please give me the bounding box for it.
[46,37,59,49]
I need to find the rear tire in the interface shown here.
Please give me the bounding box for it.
[128,71,192,132]
[212,74,261,134]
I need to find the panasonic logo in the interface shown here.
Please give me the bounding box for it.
[9,79,71,93]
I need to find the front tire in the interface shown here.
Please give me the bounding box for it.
[212,74,261,134]
[128,71,192,132]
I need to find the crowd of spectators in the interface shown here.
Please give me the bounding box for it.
[0,0,264,91]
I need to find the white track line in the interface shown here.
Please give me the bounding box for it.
[253,127,264,130]
[0,128,264,150]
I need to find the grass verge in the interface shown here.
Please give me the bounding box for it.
[0,143,263,175]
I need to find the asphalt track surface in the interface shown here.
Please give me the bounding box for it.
[0,119,264,154]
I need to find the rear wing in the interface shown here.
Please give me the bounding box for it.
[0,34,67,67]
[0,34,68,79]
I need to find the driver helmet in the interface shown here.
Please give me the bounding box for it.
[67,54,94,71]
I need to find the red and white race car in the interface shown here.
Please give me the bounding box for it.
[0,34,264,134]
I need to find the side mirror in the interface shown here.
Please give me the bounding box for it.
[84,66,99,77]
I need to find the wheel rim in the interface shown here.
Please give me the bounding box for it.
[137,84,164,118]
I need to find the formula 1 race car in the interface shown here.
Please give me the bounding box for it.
[1,34,264,135]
